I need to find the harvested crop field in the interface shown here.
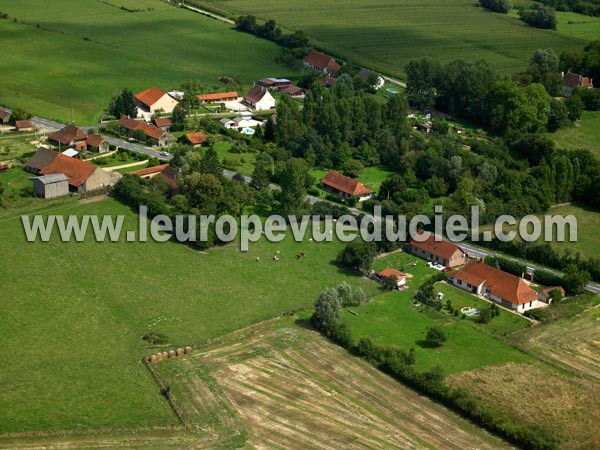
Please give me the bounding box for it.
[448,363,600,450]
[509,306,600,380]
[157,319,511,449]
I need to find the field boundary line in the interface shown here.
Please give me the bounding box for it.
[142,358,189,428]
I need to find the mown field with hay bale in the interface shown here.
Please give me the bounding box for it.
[190,0,588,76]
[0,198,378,434]
[154,318,511,449]
[0,0,294,124]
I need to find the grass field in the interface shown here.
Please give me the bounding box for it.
[0,198,379,434]
[448,363,600,450]
[551,111,600,159]
[213,140,258,175]
[480,203,600,261]
[193,0,587,76]
[509,304,600,380]
[155,318,510,449]
[341,251,533,374]
[0,0,294,124]
[0,134,41,162]
[434,282,532,336]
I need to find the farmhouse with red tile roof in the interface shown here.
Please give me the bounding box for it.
[135,87,179,117]
[48,125,88,149]
[562,71,593,97]
[243,86,276,111]
[406,233,466,268]
[86,134,109,153]
[375,268,407,289]
[15,120,34,131]
[320,170,373,201]
[40,153,112,193]
[117,117,174,146]
[448,261,540,312]
[303,50,340,74]
[182,131,207,147]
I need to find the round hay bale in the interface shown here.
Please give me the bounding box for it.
[150,355,159,364]
[168,350,176,358]
[176,348,184,357]
[185,346,193,354]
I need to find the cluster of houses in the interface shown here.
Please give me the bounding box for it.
[117,116,175,147]
[0,108,35,132]
[396,233,564,313]
[302,50,384,90]
[26,146,116,197]
[47,125,109,154]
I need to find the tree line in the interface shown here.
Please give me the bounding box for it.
[310,283,560,449]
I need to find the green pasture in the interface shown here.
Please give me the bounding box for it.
[0,197,378,433]
[193,0,587,76]
[0,0,294,124]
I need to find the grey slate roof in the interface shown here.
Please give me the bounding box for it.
[32,173,69,184]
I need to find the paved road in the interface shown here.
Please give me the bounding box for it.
[13,112,171,161]
[4,106,599,294]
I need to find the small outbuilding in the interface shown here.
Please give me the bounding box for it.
[32,173,69,199]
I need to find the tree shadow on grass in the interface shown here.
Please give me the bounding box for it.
[294,318,316,331]
[415,340,441,349]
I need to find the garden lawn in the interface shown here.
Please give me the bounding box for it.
[0,0,294,124]
[0,198,378,434]
[550,111,600,160]
[191,0,587,76]
[213,141,257,175]
[341,292,532,375]
[433,282,532,336]
[342,250,532,374]
[0,134,40,162]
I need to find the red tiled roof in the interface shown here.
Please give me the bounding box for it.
[541,286,565,296]
[48,125,86,145]
[303,50,341,72]
[186,132,207,145]
[135,87,166,108]
[118,116,140,131]
[15,120,33,129]
[138,122,164,140]
[449,261,538,305]
[408,233,464,260]
[376,268,406,279]
[40,153,97,187]
[86,134,105,147]
[117,117,164,140]
[244,85,268,104]
[563,72,593,89]
[321,76,337,88]
[154,117,172,127]
[321,170,373,196]
[279,85,305,96]
[197,91,238,102]
[130,163,170,177]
